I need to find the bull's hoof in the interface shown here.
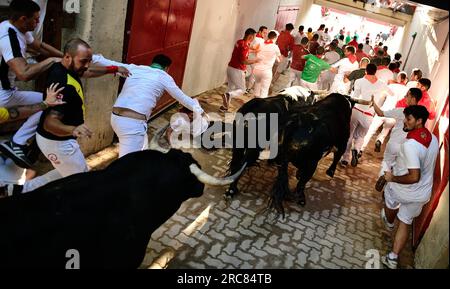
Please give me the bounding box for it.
[224,189,238,200]
[297,196,306,207]
[326,169,335,178]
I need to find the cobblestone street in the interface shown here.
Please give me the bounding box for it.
[138,77,415,269]
[24,75,415,269]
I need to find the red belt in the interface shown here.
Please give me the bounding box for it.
[353,107,374,117]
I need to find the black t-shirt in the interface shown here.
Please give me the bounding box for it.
[37,63,85,141]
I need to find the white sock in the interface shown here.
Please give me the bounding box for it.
[388,252,398,259]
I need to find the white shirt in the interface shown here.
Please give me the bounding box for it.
[384,108,407,146]
[382,83,408,110]
[324,51,340,65]
[92,54,203,120]
[390,135,439,203]
[406,80,418,89]
[315,30,325,45]
[332,58,359,81]
[322,33,331,45]
[352,77,389,114]
[253,42,281,71]
[376,68,394,84]
[0,20,34,90]
[362,44,372,55]
[249,37,264,60]
[294,32,307,45]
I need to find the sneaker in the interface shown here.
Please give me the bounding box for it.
[340,160,348,168]
[374,140,382,152]
[381,254,398,269]
[351,149,359,167]
[375,175,386,192]
[0,184,23,199]
[380,208,395,231]
[0,141,32,169]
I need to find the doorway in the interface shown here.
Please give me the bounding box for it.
[123,0,197,117]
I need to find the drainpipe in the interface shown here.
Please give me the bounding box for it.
[402,32,417,70]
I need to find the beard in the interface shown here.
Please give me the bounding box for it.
[403,125,413,132]
[69,60,87,76]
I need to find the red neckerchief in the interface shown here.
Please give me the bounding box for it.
[264,40,273,44]
[256,33,264,39]
[365,75,378,84]
[347,54,357,63]
[407,127,432,148]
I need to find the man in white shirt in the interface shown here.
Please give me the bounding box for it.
[340,63,391,167]
[94,54,206,158]
[406,68,422,89]
[0,0,64,168]
[376,58,395,84]
[371,87,423,192]
[293,25,306,45]
[361,72,409,153]
[315,24,326,46]
[329,46,359,94]
[319,41,340,90]
[362,39,372,55]
[322,28,331,45]
[247,26,268,92]
[252,31,281,98]
[380,105,438,269]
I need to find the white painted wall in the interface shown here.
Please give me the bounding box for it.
[182,0,239,96]
[399,9,449,130]
[415,184,449,269]
[234,0,279,40]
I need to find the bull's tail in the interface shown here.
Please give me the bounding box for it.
[268,162,290,219]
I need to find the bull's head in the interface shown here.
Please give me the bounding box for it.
[278,86,329,106]
[149,125,247,187]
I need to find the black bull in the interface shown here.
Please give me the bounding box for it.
[0,149,240,269]
[225,93,358,215]
[224,86,323,198]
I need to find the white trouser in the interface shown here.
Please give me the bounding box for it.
[287,68,302,87]
[36,133,89,177]
[0,157,26,185]
[300,79,319,91]
[276,55,290,73]
[0,89,43,145]
[330,75,351,95]
[226,66,246,98]
[22,169,62,193]
[247,64,256,90]
[253,69,273,98]
[111,114,149,158]
[361,116,396,152]
[379,141,401,177]
[342,109,373,162]
[319,70,335,91]
[0,157,62,193]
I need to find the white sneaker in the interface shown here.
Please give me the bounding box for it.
[380,208,395,231]
[381,254,398,269]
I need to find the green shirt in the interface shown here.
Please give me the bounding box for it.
[345,35,352,44]
[335,46,345,59]
[301,54,331,83]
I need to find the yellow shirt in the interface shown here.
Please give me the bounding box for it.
[0,107,9,124]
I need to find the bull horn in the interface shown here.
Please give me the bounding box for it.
[349,97,370,105]
[311,89,328,95]
[190,162,247,186]
[149,124,171,154]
